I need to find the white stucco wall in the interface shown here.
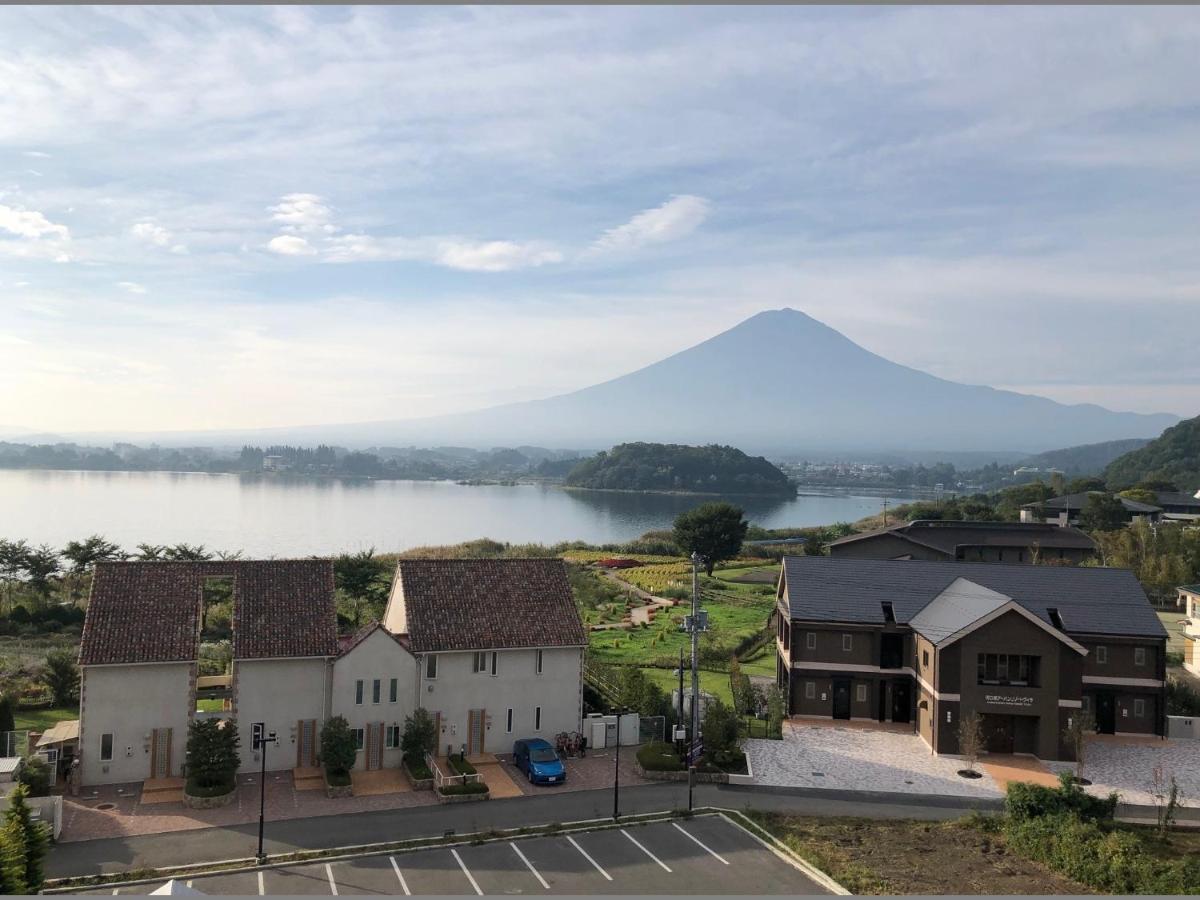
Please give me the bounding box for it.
[331,629,420,769]
[233,658,330,773]
[79,662,193,786]
[418,646,583,757]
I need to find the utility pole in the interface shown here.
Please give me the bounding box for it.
[685,551,708,766]
[253,725,279,865]
[882,498,889,526]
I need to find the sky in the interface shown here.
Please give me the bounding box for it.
[1,5,1198,435]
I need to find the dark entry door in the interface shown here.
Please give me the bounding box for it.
[832,679,851,720]
[891,681,911,724]
[1094,692,1116,734]
[983,715,1014,753]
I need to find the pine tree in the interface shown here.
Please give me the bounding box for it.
[0,819,27,896]
[4,783,47,892]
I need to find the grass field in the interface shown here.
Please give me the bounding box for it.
[14,705,77,733]
[639,666,734,706]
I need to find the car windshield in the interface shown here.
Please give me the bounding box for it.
[530,748,558,763]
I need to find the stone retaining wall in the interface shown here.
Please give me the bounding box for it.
[182,787,236,810]
[436,788,490,804]
[634,761,728,783]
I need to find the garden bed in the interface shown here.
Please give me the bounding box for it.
[183,781,236,809]
[403,755,433,790]
[324,770,353,799]
[436,782,489,804]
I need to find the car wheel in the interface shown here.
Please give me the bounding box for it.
[528,769,534,783]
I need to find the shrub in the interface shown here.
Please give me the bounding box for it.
[319,715,358,780]
[1005,772,1117,824]
[702,698,740,757]
[184,718,240,795]
[16,756,52,798]
[401,708,437,761]
[636,742,684,772]
[403,753,432,780]
[704,747,747,773]
[438,782,488,796]
[447,755,477,776]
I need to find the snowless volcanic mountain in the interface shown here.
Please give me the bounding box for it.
[313,308,1178,453]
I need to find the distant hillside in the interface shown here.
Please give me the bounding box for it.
[564,443,796,496]
[1105,414,1200,491]
[1019,438,1152,476]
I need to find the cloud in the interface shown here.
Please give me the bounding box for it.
[0,204,70,241]
[324,234,562,271]
[23,150,51,159]
[267,234,317,256]
[591,195,710,253]
[131,221,172,246]
[117,281,147,294]
[270,193,335,233]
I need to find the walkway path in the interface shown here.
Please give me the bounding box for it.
[592,568,679,629]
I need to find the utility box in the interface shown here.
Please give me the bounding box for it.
[586,714,618,749]
[617,713,640,746]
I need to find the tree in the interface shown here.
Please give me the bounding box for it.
[22,545,60,599]
[4,783,47,892]
[0,696,14,737]
[1065,476,1107,494]
[401,708,438,762]
[701,698,740,763]
[164,543,213,561]
[1079,493,1128,533]
[1062,710,1095,783]
[672,502,749,576]
[0,540,30,613]
[766,684,786,738]
[1117,488,1158,506]
[61,534,123,577]
[320,715,358,780]
[184,718,241,793]
[41,648,80,707]
[0,819,26,896]
[957,710,984,774]
[334,549,390,628]
[16,755,52,798]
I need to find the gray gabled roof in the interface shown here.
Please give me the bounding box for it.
[908,578,1012,643]
[781,556,1166,639]
[828,520,1096,554]
[1026,492,1161,513]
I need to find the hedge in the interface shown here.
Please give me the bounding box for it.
[1005,774,1117,824]
[636,742,685,772]
[438,782,489,796]
[447,755,477,776]
[404,753,431,780]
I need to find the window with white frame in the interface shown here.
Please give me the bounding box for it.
[389,678,398,702]
[372,679,381,703]
[1134,698,1145,718]
[806,632,816,650]
[351,728,365,750]
[506,708,514,733]
[385,725,400,748]
[100,733,113,761]
[536,649,544,675]
[805,681,815,700]
[425,655,437,679]
[473,651,488,673]
[534,706,542,730]
[354,679,364,704]
[1134,647,1146,667]
[1096,646,1107,665]
[856,684,868,703]
[842,633,853,652]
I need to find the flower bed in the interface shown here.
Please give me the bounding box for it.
[403,754,433,791]
[325,769,353,799]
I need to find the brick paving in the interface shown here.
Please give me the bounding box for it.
[1044,736,1200,806]
[496,744,650,796]
[745,720,1003,798]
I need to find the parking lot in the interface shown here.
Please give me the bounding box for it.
[83,815,832,895]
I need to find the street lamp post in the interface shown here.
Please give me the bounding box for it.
[612,708,624,820]
[253,726,279,865]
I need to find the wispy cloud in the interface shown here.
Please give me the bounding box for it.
[0,203,69,240]
[591,195,711,254]
[116,281,147,294]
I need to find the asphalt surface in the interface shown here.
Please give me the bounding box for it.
[49,782,984,880]
[75,815,830,895]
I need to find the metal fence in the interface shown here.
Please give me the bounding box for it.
[0,730,29,758]
[638,715,665,744]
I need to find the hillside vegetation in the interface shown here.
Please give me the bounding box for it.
[1105,414,1200,491]
[564,442,796,496]
[1018,437,1150,476]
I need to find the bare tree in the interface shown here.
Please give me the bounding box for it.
[1062,710,1095,784]
[957,709,984,776]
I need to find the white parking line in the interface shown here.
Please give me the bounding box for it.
[621,828,673,873]
[389,855,411,896]
[673,821,730,865]
[186,882,193,889]
[111,890,119,896]
[566,834,612,881]
[257,870,265,895]
[325,862,338,895]
[451,848,483,896]
[511,841,550,889]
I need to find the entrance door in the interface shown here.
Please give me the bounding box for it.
[891,680,911,724]
[365,723,384,770]
[297,719,317,768]
[1094,692,1116,735]
[983,715,1015,754]
[831,680,851,720]
[150,727,172,779]
[467,709,485,755]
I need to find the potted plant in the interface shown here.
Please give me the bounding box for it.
[183,718,240,808]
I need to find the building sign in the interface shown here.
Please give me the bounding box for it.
[985,693,1035,708]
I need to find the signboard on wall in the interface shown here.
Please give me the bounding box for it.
[984,694,1035,708]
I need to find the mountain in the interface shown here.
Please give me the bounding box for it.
[52,308,1181,454]
[1017,438,1152,476]
[1104,414,1200,492]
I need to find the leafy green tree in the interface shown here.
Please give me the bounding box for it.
[61,534,123,584]
[0,819,26,896]
[766,684,786,737]
[401,708,438,762]
[41,648,80,707]
[701,698,740,758]
[672,502,749,575]
[320,715,358,780]
[334,549,390,627]
[22,545,60,599]
[4,783,47,892]
[184,718,240,793]
[1079,494,1128,533]
[0,540,30,613]
[165,543,213,561]
[1065,476,1107,494]
[0,696,15,736]
[15,756,52,798]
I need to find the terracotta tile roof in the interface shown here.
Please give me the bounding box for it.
[81,560,337,666]
[394,558,586,653]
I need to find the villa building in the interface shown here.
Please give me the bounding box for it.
[1178,583,1200,677]
[77,557,584,786]
[1020,492,1162,527]
[827,520,1096,564]
[775,556,1168,760]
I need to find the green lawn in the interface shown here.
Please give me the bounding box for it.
[639,666,734,706]
[1158,610,1187,656]
[739,649,778,678]
[14,705,77,733]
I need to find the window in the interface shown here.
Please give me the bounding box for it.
[1096,646,1108,665]
[856,684,867,703]
[490,651,498,676]
[100,733,113,762]
[425,655,438,679]
[372,679,381,704]
[881,601,895,624]
[842,633,852,652]
[805,681,815,700]
[536,649,544,675]
[385,725,400,749]
[977,654,1041,687]
[506,708,514,733]
[351,728,365,751]
[389,678,398,702]
[1134,698,1145,718]
[354,679,364,705]
[806,632,816,650]
[1134,647,1146,667]
[922,650,930,668]
[534,706,542,731]
[473,651,488,673]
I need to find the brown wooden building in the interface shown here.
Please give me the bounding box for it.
[775,557,1168,760]
[827,520,1096,564]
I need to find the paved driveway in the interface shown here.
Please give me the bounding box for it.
[77,815,832,896]
[746,722,1003,798]
[1045,736,1200,806]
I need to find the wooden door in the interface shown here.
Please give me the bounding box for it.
[150,727,172,779]
[468,709,484,756]
[297,719,316,767]
[365,723,384,770]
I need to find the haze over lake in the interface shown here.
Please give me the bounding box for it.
[0,470,914,557]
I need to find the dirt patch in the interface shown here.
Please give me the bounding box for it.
[748,813,1090,895]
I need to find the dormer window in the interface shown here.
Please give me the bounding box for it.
[881,602,896,624]
[1048,607,1065,630]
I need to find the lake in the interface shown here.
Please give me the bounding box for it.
[0,469,914,557]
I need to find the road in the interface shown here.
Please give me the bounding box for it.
[48,782,992,880]
[73,815,832,896]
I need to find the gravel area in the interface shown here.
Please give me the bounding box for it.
[1044,737,1200,806]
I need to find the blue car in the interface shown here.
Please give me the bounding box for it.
[512,738,566,785]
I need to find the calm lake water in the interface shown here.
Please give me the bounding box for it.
[0,469,914,557]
